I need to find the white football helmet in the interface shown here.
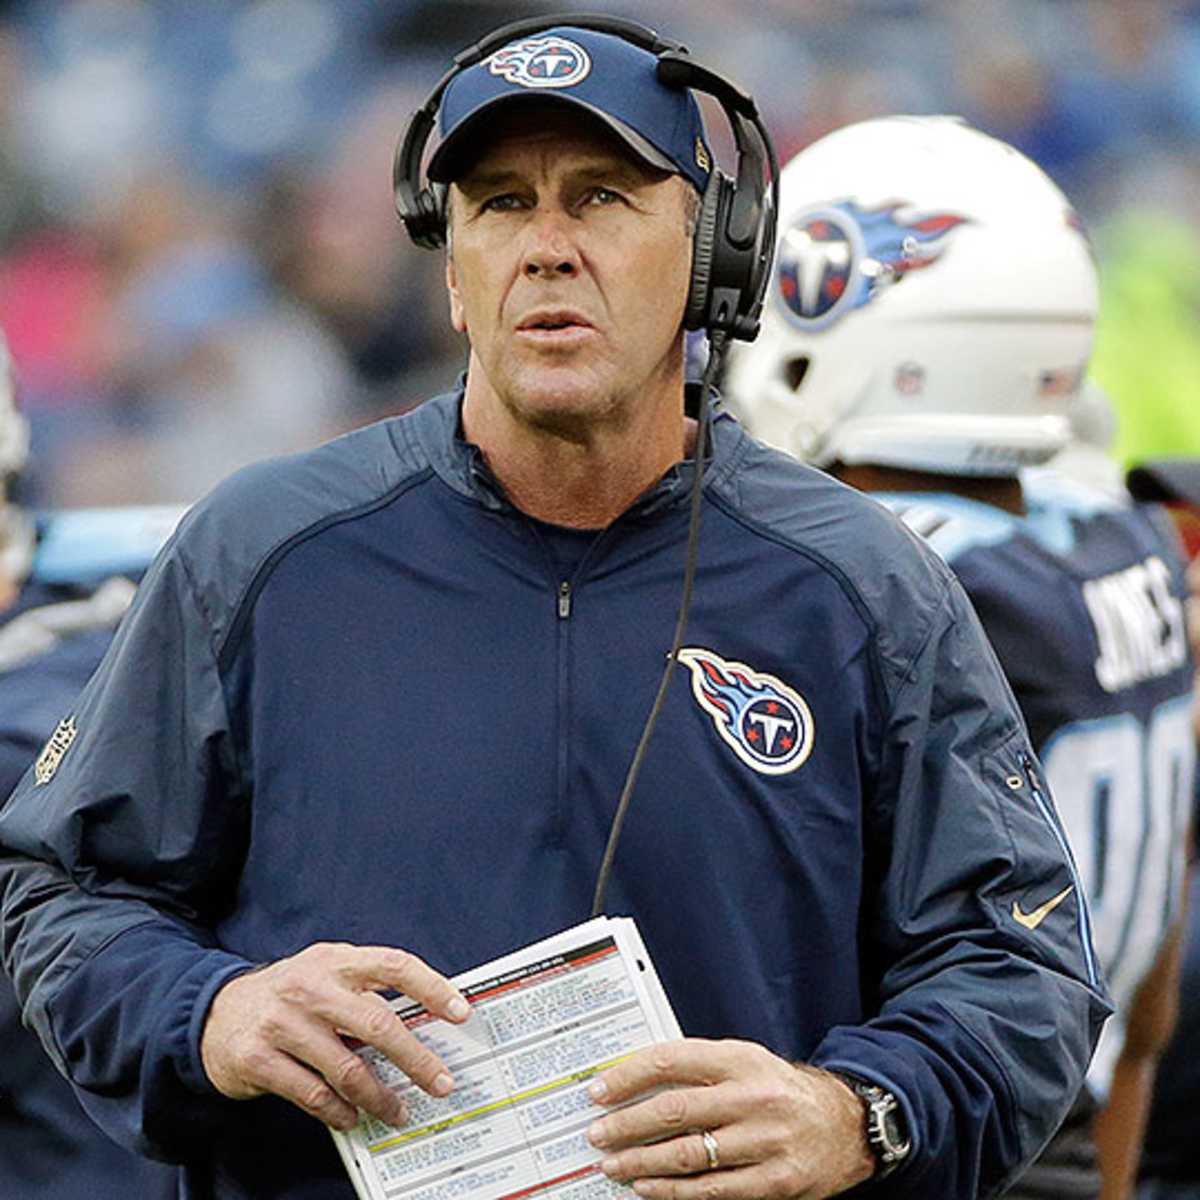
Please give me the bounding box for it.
[723,115,1098,476]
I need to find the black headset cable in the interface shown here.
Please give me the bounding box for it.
[590,329,730,917]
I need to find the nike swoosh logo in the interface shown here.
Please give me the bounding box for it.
[1012,885,1074,931]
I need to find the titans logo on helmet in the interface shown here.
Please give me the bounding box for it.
[776,200,969,331]
[488,36,592,89]
[678,648,814,775]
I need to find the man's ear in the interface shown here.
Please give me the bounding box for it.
[446,251,467,334]
[443,186,468,333]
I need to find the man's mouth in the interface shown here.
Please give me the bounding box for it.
[517,311,593,335]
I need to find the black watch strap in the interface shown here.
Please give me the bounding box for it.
[829,1071,912,1180]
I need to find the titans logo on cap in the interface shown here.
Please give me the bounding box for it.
[678,647,814,776]
[488,35,592,89]
[776,200,969,331]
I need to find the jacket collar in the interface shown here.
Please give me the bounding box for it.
[409,384,749,521]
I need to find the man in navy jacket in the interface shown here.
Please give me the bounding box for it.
[0,20,1108,1200]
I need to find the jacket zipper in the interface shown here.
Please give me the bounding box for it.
[555,579,573,842]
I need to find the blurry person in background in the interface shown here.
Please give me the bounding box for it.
[1127,459,1200,587]
[1124,461,1200,1200]
[251,82,463,423]
[45,166,358,506]
[0,329,179,1198]
[724,114,1197,1200]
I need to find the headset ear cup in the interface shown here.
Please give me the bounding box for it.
[684,172,723,331]
[396,186,447,251]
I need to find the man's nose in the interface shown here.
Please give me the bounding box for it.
[521,207,580,278]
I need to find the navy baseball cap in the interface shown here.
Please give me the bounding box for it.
[427,26,713,193]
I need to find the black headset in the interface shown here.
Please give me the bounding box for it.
[393,12,779,342]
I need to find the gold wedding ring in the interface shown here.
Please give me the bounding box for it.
[701,1129,720,1171]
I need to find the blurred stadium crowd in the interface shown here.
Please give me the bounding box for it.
[1,0,1199,509]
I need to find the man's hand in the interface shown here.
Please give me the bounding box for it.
[200,942,470,1131]
[586,1039,875,1199]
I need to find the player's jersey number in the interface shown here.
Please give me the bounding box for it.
[1041,697,1195,1019]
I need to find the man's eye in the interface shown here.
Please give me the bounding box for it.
[587,188,623,206]
[480,194,523,213]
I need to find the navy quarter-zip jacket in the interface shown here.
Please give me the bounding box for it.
[0,390,1109,1199]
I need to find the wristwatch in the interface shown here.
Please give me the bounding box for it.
[830,1072,911,1180]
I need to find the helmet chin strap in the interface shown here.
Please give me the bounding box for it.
[792,422,834,468]
[750,374,850,470]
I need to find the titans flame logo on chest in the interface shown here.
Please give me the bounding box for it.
[679,648,814,775]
